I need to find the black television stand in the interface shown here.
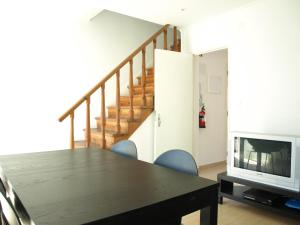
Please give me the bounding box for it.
[217,172,300,219]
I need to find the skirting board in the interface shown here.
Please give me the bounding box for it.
[198,160,226,170]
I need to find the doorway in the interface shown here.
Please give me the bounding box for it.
[193,49,228,166]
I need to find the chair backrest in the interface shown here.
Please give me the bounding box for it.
[111,140,138,159]
[154,149,198,176]
[0,192,21,225]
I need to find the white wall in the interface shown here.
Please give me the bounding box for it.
[193,50,228,166]
[130,113,155,163]
[183,0,300,164]
[0,3,166,155]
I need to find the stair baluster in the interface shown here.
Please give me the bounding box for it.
[173,26,178,52]
[86,96,91,147]
[164,29,168,50]
[70,112,74,149]
[129,59,134,121]
[153,38,157,75]
[142,48,146,107]
[116,71,121,134]
[101,84,106,148]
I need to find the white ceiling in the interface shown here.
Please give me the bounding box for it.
[86,0,257,27]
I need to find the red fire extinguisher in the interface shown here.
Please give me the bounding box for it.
[199,106,206,128]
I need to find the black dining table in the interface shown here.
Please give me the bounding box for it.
[0,148,218,225]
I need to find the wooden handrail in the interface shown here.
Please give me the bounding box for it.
[58,24,170,122]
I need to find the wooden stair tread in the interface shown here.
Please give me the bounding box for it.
[147,67,154,73]
[134,83,154,87]
[95,117,128,122]
[95,117,140,123]
[137,74,154,79]
[120,93,153,98]
[107,105,152,109]
[74,141,100,149]
[90,128,127,137]
[133,86,154,94]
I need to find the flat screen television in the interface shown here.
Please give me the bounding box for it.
[227,132,300,192]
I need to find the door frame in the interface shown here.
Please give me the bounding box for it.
[194,47,229,166]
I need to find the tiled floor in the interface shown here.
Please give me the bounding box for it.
[182,163,299,225]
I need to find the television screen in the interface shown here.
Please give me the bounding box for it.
[234,137,291,178]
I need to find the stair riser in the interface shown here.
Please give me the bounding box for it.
[133,86,154,95]
[91,133,115,144]
[96,120,129,133]
[91,134,126,149]
[91,137,113,149]
[147,68,154,75]
[133,82,154,88]
[74,142,87,148]
[97,120,140,134]
[137,76,154,85]
[120,96,153,107]
[108,108,142,120]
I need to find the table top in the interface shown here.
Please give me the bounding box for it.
[0,148,218,225]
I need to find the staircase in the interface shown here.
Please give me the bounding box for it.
[58,24,180,149]
[89,67,154,149]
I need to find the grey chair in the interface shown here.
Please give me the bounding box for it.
[154,149,198,176]
[154,149,198,225]
[111,140,138,159]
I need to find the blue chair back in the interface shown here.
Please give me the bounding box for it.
[154,149,198,176]
[111,140,138,159]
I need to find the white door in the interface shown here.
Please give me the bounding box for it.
[154,49,194,158]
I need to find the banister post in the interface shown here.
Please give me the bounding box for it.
[129,59,134,121]
[173,26,177,51]
[101,84,106,149]
[116,71,121,134]
[142,48,146,107]
[164,29,167,50]
[85,96,91,148]
[153,38,157,75]
[70,112,74,149]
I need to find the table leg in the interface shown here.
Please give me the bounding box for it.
[218,195,223,204]
[200,193,218,225]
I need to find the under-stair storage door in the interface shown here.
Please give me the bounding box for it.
[154,49,193,158]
